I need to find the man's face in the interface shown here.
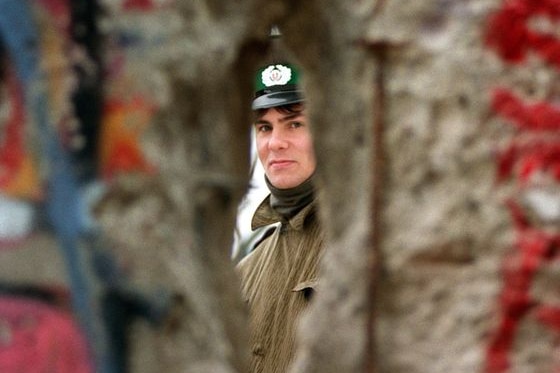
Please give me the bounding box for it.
[254,106,316,189]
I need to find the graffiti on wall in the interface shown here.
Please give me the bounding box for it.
[0,1,172,372]
[484,1,560,372]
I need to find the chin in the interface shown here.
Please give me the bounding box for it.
[268,172,307,189]
[272,180,299,189]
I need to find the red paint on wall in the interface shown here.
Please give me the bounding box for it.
[491,89,560,132]
[486,0,560,68]
[485,1,560,372]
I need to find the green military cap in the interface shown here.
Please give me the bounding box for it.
[252,62,303,110]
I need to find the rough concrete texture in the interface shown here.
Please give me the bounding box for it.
[94,3,251,371]
[370,0,560,372]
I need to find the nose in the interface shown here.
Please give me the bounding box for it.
[268,128,288,150]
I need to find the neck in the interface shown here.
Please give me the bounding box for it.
[266,174,315,219]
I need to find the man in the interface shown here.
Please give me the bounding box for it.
[237,61,324,373]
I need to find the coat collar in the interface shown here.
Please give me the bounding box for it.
[251,195,316,231]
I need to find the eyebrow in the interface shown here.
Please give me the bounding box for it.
[253,112,302,126]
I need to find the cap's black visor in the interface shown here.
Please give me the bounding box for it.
[252,90,303,110]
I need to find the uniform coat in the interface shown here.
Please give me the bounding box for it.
[238,196,324,373]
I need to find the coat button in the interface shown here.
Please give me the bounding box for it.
[252,344,265,357]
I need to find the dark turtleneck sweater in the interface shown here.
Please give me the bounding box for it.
[265,174,315,219]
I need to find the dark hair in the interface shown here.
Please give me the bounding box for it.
[254,102,304,120]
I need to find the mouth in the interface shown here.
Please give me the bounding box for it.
[269,159,294,169]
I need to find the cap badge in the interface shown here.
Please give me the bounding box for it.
[261,64,292,87]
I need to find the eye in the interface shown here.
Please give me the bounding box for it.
[255,124,272,133]
[290,121,303,129]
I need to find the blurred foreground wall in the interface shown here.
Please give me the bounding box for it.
[373,1,560,373]
[2,1,560,373]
